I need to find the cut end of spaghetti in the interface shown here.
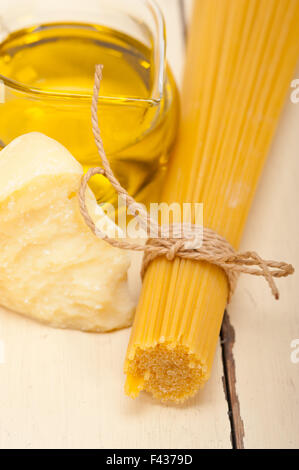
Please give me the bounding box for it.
[125,343,209,403]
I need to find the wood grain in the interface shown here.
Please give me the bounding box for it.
[1,0,298,449]
[0,0,232,449]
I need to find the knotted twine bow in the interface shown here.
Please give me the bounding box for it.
[78,65,294,303]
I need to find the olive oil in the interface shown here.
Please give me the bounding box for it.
[0,23,178,204]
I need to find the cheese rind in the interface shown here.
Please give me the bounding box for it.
[0,133,135,332]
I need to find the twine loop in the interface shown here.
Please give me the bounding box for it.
[78,65,294,303]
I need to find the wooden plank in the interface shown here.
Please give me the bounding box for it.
[0,0,232,449]
[227,63,299,449]
[0,310,231,449]
[183,0,299,448]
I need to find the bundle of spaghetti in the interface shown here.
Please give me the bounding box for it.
[124,0,299,402]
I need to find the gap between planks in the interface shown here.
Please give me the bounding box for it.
[178,0,245,449]
[220,312,245,449]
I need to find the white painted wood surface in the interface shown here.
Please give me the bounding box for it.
[0,0,232,449]
[0,0,298,449]
[182,0,299,449]
[229,62,299,449]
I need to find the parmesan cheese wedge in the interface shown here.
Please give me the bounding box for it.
[0,132,135,331]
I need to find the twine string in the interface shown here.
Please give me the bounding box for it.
[78,65,294,303]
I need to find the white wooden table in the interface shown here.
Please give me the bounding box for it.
[0,0,298,449]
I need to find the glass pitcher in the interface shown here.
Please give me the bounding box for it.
[0,0,178,205]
